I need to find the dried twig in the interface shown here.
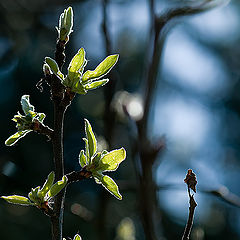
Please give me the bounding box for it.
[182,169,197,240]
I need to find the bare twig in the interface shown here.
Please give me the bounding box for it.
[66,169,91,184]
[182,194,197,240]
[33,121,54,140]
[99,1,116,239]
[182,169,197,240]
[102,0,117,147]
[134,1,230,239]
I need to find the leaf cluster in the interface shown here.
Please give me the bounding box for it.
[1,172,67,210]
[44,48,118,95]
[5,95,46,146]
[79,119,126,200]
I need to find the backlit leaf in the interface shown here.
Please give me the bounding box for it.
[5,130,32,146]
[101,175,122,200]
[84,119,97,158]
[82,54,119,82]
[39,172,55,198]
[73,234,82,240]
[98,148,126,172]
[68,48,86,75]
[48,175,68,198]
[21,95,35,115]
[1,195,33,206]
[79,150,87,167]
[85,79,109,90]
[45,57,64,80]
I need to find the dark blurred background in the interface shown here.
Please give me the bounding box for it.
[1,0,240,239]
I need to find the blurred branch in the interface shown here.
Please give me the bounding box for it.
[102,0,117,147]
[133,1,231,239]
[118,180,240,208]
[202,187,240,208]
[99,1,116,240]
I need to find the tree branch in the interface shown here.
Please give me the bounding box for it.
[182,169,198,240]
[182,193,197,240]
[33,121,54,140]
[102,0,117,147]
[66,169,92,184]
[49,38,69,240]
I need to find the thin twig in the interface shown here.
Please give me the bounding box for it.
[182,169,198,240]
[66,169,91,184]
[100,1,115,239]
[102,0,117,147]
[33,121,54,140]
[118,181,240,208]
[182,191,197,240]
[134,1,225,239]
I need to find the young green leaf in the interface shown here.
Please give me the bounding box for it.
[28,186,41,204]
[68,48,86,79]
[71,81,88,95]
[82,54,119,82]
[45,57,64,80]
[37,113,46,123]
[84,119,97,158]
[83,138,90,161]
[92,152,102,168]
[85,79,109,90]
[28,110,37,119]
[5,130,32,146]
[1,195,33,206]
[43,63,51,76]
[58,6,73,41]
[79,150,88,167]
[74,234,82,240]
[97,148,126,172]
[21,95,35,115]
[39,171,55,198]
[48,175,68,198]
[65,7,73,32]
[101,175,122,200]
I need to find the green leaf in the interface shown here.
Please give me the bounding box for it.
[1,195,33,206]
[83,138,90,161]
[5,130,32,146]
[82,54,119,82]
[68,48,86,83]
[37,113,46,123]
[73,234,82,240]
[65,7,73,32]
[45,57,64,80]
[92,152,102,168]
[101,175,122,200]
[79,150,87,167]
[84,119,97,158]
[21,95,35,115]
[43,63,51,75]
[97,148,126,172]
[101,150,108,156]
[71,81,88,95]
[85,79,109,90]
[28,110,37,119]
[28,186,41,204]
[48,175,68,198]
[39,172,55,198]
[58,7,73,41]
